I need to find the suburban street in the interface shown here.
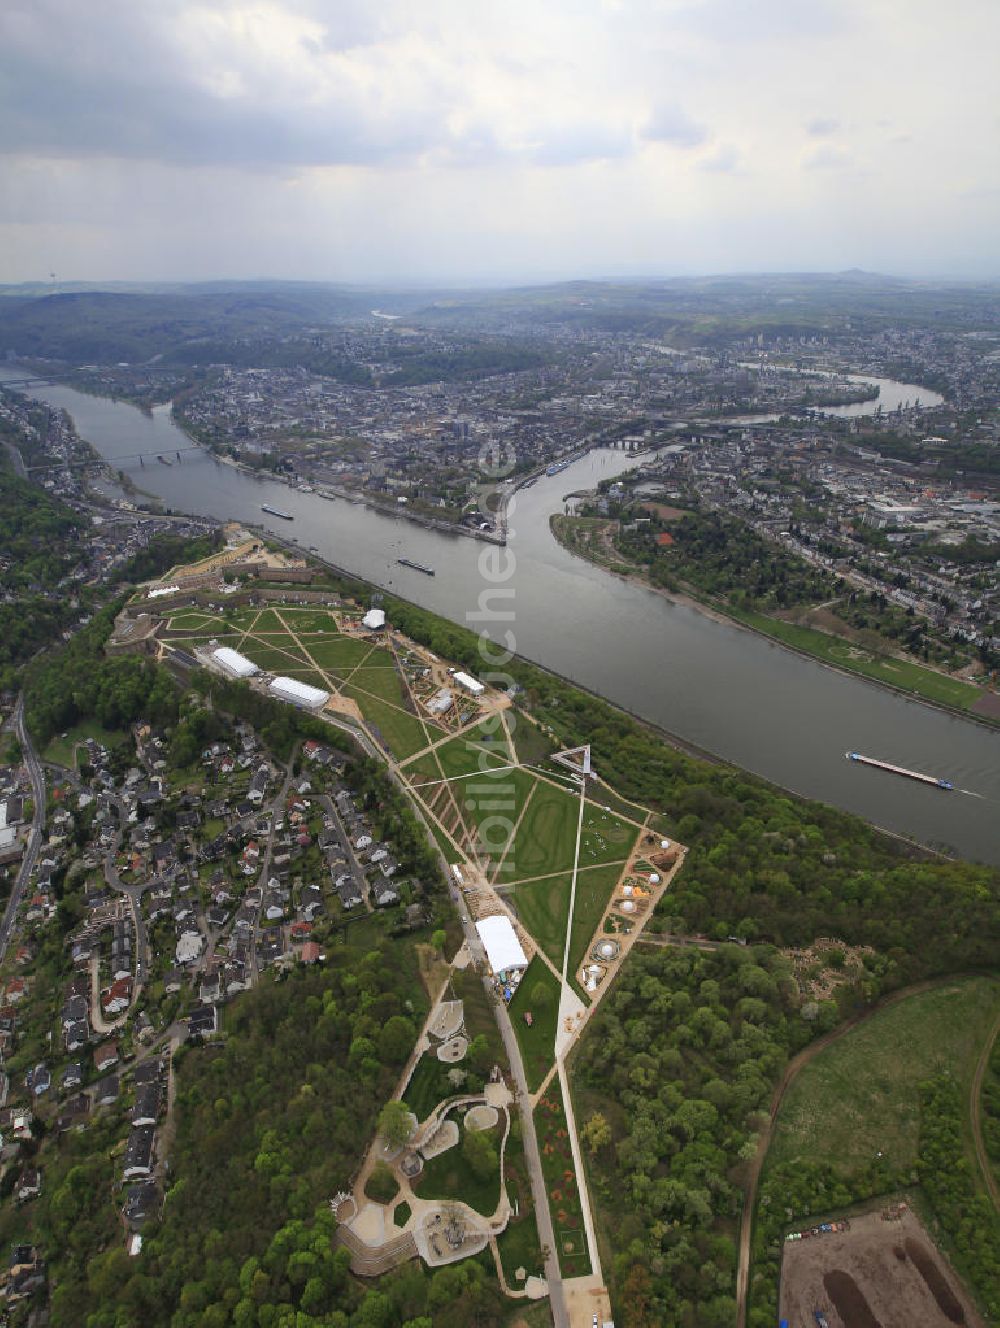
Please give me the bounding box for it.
[249,748,298,984]
[105,793,151,992]
[0,695,46,965]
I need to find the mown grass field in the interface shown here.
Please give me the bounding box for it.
[514,859,627,999]
[566,859,629,991]
[306,636,374,673]
[731,608,985,711]
[768,977,1000,1177]
[166,605,437,761]
[550,517,992,718]
[508,957,561,1092]
[509,780,581,878]
[579,805,636,866]
[443,764,540,869]
[43,719,131,768]
[237,640,312,672]
[349,665,410,705]
[407,730,511,781]
[513,873,572,970]
[340,684,429,760]
[166,610,218,631]
[426,817,464,864]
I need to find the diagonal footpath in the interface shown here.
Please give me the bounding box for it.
[553,770,604,1288]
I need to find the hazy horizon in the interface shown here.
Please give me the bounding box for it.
[3,269,1000,298]
[2,0,998,285]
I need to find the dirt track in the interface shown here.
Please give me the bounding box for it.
[734,979,945,1328]
[970,1007,1000,1212]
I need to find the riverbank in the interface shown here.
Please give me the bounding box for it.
[172,407,506,545]
[549,513,999,731]
[235,521,950,863]
[4,362,996,862]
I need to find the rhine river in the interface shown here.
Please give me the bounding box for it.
[2,367,997,865]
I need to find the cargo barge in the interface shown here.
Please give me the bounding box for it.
[397,557,435,576]
[261,503,294,520]
[846,751,953,790]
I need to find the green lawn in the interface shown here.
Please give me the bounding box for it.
[246,607,290,632]
[768,977,1000,1177]
[566,860,628,994]
[508,957,560,1091]
[43,720,130,769]
[415,1120,502,1216]
[349,665,409,706]
[277,608,340,633]
[308,636,379,673]
[415,760,536,872]
[452,967,509,1074]
[341,686,430,760]
[579,806,637,867]
[513,873,571,971]
[253,630,305,643]
[731,609,985,711]
[496,1208,545,1287]
[424,815,464,864]
[237,639,313,672]
[417,731,512,781]
[403,1054,457,1123]
[513,861,624,994]
[349,647,397,668]
[509,780,581,878]
[466,717,515,763]
[167,611,219,631]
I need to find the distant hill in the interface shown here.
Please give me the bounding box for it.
[0,273,996,364]
[0,286,378,363]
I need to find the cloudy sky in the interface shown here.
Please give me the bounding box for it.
[1,0,998,284]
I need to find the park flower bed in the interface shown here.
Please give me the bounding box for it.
[535,1085,592,1277]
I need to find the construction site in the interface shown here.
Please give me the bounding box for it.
[779,1205,985,1328]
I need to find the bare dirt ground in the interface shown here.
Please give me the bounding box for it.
[563,1273,612,1328]
[971,690,1000,720]
[780,1207,985,1328]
